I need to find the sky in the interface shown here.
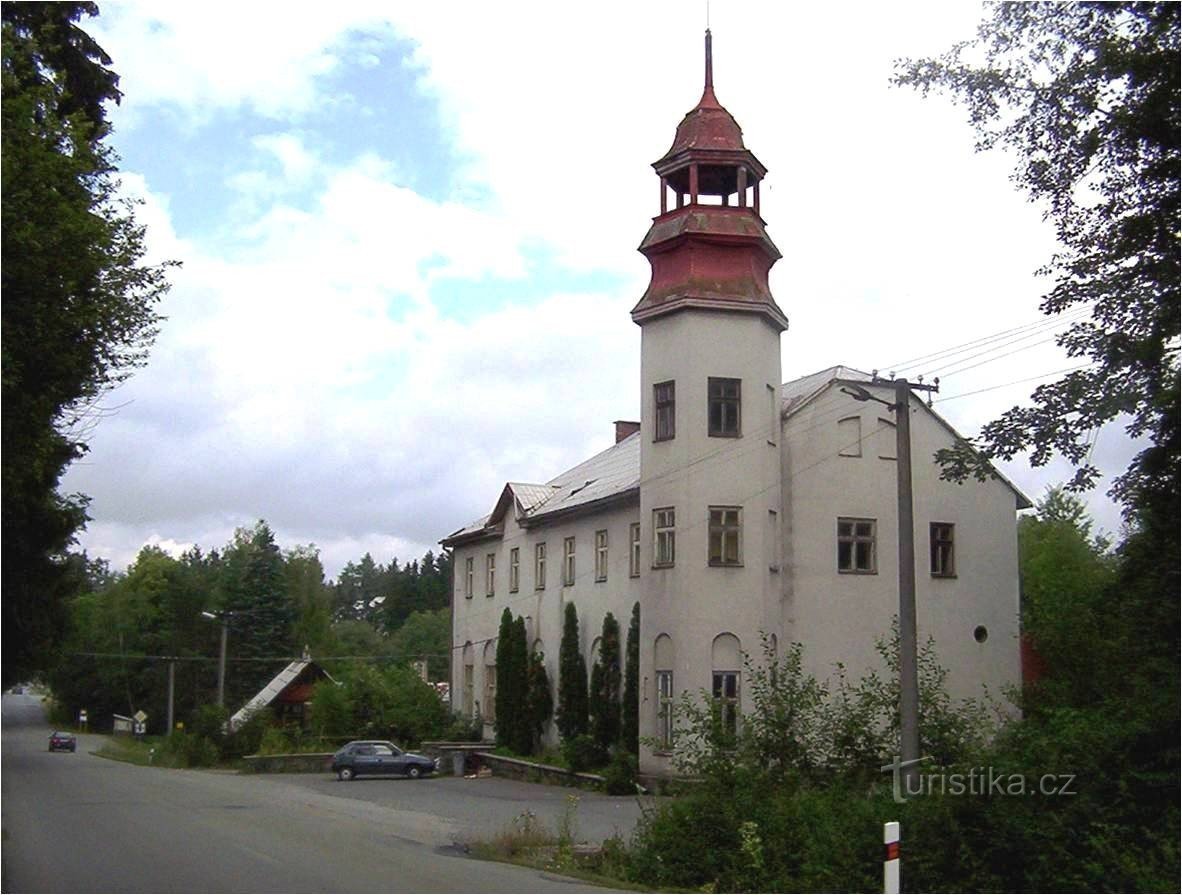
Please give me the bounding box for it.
[61,0,1139,579]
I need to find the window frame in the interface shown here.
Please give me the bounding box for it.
[594,529,608,582]
[930,522,956,578]
[654,380,676,442]
[464,557,474,599]
[655,670,674,751]
[707,377,742,437]
[535,542,546,590]
[708,506,743,566]
[485,552,496,597]
[509,546,520,592]
[629,522,641,578]
[563,536,576,586]
[837,517,877,574]
[484,664,497,723]
[712,670,740,738]
[653,507,676,568]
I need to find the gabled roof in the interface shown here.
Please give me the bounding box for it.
[780,365,1033,509]
[442,434,640,546]
[229,657,335,731]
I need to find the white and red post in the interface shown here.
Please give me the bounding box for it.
[884,821,900,894]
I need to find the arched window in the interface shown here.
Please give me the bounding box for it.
[654,634,675,750]
[711,633,742,737]
[483,640,497,723]
[462,641,475,718]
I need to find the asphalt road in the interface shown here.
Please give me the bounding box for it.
[1,693,636,893]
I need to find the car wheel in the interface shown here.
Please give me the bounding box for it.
[407,765,421,779]
[70,745,76,752]
[338,767,355,781]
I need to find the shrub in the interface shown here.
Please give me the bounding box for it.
[602,750,636,795]
[562,733,607,772]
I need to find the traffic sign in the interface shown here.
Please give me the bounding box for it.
[133,709,148,724]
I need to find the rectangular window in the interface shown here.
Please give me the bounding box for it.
[708,377,741,437]
[509,547,520,592]
[464,557,474,599]
[708,506,742,566]
[485,553,496,596]
[654,507,676,568]
[712,671,740,737]
[563,536,576,586]
[931,523,956,577]
[656,670,674,750]
[484,665,496,723]
[629,522,641,578]
[595,530,608,582]
[654,380,676,441]
[463,662,477,718]
[535,542,546,590]
[837,518,877,573]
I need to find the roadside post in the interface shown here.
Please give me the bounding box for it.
[884,821,900,894]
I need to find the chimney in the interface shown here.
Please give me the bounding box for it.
[614,420,641,443]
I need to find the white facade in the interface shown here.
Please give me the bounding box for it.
[444,365,1027,775]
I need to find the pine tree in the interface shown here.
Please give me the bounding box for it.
[493,608,516,748]
[525,650,553,753]
[556,602,588,740]
[622,602,640,754]
[510,616,533,755]
[590,613,622,749]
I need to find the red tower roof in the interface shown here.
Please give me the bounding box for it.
[656,30,748,163]
[632,31,787,332]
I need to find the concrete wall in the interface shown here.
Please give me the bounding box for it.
[782,381,1022,709]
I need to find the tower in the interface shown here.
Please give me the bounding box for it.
[634,31,788,774]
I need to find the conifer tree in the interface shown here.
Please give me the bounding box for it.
[590,612,622,749]
[622,602,640,754]
[510,615,532,754]
[556,602,588,740]
[493,608,516,748]
[525,650,553,753]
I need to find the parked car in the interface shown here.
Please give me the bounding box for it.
[48,731,77,752]
[331,740,438,781]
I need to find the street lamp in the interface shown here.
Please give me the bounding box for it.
[201,610,230,708]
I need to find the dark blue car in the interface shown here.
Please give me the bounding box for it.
[331,740,437,781]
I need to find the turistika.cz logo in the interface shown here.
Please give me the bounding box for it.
[880,755,1078,804]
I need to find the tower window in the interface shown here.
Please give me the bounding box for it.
[708,507,742,566]
[654,380,676,441]
[708,377,741,437]
[654,508,676,568]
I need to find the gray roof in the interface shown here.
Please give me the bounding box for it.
[443,365,1030,545]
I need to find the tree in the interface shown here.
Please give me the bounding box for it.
[2,2,174,687]
[387,608,450,682]
[556,602,588,741]
[217,521,295,708]
[622,602,640,754]
[895,4,1179,520]
[284,545,333,657]
[492,608,528,751]
[525,650,553,753]
[589,612,622,750]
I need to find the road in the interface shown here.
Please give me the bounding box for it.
[1,694,638,892]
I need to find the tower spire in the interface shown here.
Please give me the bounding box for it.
[705,28,713,91]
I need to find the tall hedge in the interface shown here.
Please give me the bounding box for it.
[493,608,528,749]
[556,602,588,740]
[622,602,640,754]
[590,612,622,749]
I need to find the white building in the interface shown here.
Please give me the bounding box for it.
[442,33,1028,776]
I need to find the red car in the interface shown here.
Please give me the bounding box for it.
[48,731,77,752]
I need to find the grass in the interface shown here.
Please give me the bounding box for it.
[93,735,177,767]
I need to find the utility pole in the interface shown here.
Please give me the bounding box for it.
[842,374,938,789]
[202,610,231,707]
[166,660,175,733]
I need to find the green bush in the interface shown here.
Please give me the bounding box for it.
[163,730,219,768]
[224,708,269,758]
[258,726,294,755]
[562,733,607,772]
[602,750,636,795]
